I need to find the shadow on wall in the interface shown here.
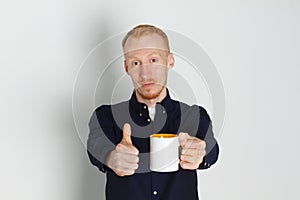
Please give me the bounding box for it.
[75,21,124,200]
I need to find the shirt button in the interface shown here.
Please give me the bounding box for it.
[139,113,142,116]
[153,191,158,195]
[147,118,151,122]
[162,110,166,114]
[144,105,147,109]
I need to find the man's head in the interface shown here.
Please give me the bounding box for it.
[122,24,170,53]
[122,24,174,102]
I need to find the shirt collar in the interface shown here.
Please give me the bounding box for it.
[129,88,175,113]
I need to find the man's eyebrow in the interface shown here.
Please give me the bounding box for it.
[147,52,161,57]
[125,55,139,60]
[125,52,162,60]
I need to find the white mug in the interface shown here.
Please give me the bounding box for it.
[150,133,179,172]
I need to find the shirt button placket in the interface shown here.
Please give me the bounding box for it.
[151,170,159,200]
[152,189,159,200]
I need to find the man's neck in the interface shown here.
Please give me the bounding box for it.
[135,88,167,108]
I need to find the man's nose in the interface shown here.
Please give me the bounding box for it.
[139,64,152,78]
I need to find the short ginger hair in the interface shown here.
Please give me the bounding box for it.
[122,24,170,51]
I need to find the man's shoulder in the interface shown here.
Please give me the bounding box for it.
[94,100,130,114]
[173,99,208,114]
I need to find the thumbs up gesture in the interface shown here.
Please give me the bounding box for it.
[106,123,139,176]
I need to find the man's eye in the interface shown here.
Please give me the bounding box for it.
[150,59,157,63]
[132,61,140,66]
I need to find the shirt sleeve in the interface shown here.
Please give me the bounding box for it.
[197,106,219,169]
[87,105,117,173]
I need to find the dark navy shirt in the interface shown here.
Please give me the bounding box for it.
[87,89,219,200]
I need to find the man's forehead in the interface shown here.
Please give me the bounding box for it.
[124,48,168,58]
[123,33,169,54]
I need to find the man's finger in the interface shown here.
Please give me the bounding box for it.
[180,161,199,170]
[180,154,203,164]
[122,123,132,145]
[115,168,135,177]
[116,143,139,155]
[182,139,206,150]
[114,159,139,171]
[181,148,203,156]
[122,153,139,164]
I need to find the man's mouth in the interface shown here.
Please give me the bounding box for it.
[141,82,155,88]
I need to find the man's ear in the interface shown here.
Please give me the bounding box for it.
[168,53,175,69]
[124,60,129,74]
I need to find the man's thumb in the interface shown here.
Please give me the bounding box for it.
[178,132,188,146]
[122,123,132,145]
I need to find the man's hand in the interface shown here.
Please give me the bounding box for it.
[178,132,206,170]
[106,123,139,176]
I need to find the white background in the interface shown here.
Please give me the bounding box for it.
[1,0,299,199]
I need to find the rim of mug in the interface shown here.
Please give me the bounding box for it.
[150,133,178,138]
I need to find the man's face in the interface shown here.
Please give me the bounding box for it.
[123,34,174,100]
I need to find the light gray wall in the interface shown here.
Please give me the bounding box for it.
[1,0,299,200]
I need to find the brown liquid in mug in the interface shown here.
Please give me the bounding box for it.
[151,133,177,138]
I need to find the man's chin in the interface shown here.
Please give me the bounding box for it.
[136,87,164,100]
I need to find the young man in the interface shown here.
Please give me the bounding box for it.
[87,24,219,200]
